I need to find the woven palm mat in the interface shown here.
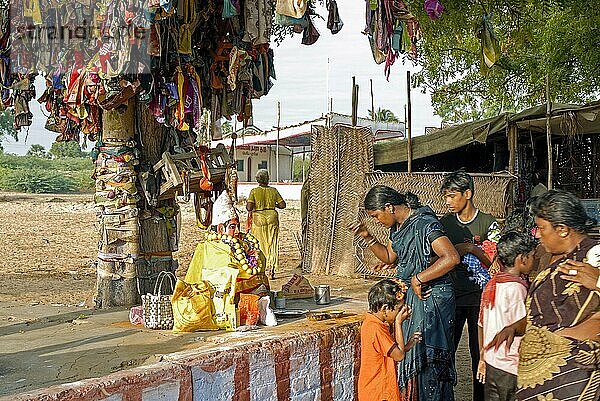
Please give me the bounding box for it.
[355,172,516,278]
[303,124,374,276]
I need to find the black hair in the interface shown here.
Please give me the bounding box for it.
[497,231,537,268]
[368,279,400,313]
[364,185,421,211]
[529,190,596,233]
[440,169,475,195]
[502,208,535,234]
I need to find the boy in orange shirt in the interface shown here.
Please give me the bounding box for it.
[358,279,422,401]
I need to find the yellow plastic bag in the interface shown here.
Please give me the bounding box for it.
[171,279,219,333]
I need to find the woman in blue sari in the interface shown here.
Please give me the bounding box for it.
[350,185,459,401]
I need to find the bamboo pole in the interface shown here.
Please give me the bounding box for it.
[508,123,517,175]
[370,79,375,119]
[545,75,553,189]
[351,76,357,126]
[406,71,413,173]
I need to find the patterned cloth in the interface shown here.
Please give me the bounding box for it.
[389,206,456,401]
[517,238,600,401]
[462,252,491,289]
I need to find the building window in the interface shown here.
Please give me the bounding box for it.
[258,161,267,170]
[236,159,244,171]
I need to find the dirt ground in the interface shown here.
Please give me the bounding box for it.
[0,191,472,399]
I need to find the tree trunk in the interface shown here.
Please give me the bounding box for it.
[94,100,179,308]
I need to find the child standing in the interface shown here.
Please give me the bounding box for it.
[358,279,421,401]
[477,231,536,401]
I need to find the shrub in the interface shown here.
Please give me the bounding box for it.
[0,153,95,193]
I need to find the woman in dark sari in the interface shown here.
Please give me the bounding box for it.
[349,185,460,401]
[488,190,600,401]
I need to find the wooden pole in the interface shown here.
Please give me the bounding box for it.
[268,144,272,180]
[351,76,357,126]
[406,71,413,173]
[302,146,306,182]
[370,79,375,119]
[277,101,280,183]
[508,123,517,174]
[545,75,553,189]
[326,57,330,116]
[290,148,294,182]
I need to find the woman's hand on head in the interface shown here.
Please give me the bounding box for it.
[347,222,369,239]
[558,259,600,290]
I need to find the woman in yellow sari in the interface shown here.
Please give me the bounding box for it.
[246,169,286,279]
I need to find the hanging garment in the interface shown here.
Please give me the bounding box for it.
[228,47,248,90]
[275,0,308,19]
[326,0,343,34]
[301,16,320,45]
[173,67,189,130]
[222,0,238,18]
[389,0,413,20]
[274,13,309,32]
[424,0,444,20]
[479,15,500,75]
[243,0,273,45]
[368,34,386,64]
[391,22,402,52]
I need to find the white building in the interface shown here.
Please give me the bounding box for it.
[234,144,293,183]
[213,113,405,183]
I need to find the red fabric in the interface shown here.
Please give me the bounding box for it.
[479,272,528,322]
[481,240,497,262]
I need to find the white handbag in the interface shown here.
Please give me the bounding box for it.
[141,271,176,330]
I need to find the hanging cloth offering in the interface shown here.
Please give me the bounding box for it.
[302,16,320,45]
[479,15,501,75]
[222,0,238,18]
[424,0,444,20]
[275,0,308,19]
[326,0,343,34]
[368,34,386,64]
[174,67,190,131]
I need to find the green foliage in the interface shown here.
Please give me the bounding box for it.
[368,108,400,122]
[27,144,50,158]
[49,141,87,158]
[293,155,310,182]
[0,110,16,147]
[0,153,94,193]
[404,0,600,123]
[0,168,75,193]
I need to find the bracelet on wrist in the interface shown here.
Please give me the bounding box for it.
[415,273,423,284]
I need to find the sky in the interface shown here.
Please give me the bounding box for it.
[2,0,441,155]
